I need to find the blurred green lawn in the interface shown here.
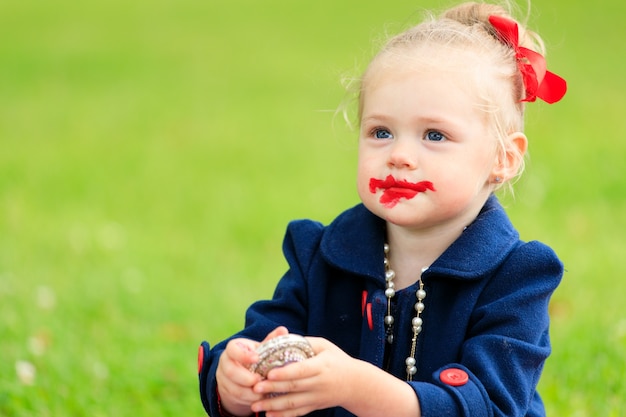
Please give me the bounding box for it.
[1,0,624,416]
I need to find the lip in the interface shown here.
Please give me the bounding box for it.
[369,175,435,208]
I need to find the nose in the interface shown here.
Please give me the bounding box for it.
[387,138,418,169]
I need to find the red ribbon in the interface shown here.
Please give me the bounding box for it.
[489,15,567,104]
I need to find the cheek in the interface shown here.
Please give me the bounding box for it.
[356,168,372,198]
[430,160,485,195]
[451,156,497,196]
[356,159,377,201]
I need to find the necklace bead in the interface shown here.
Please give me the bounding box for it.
[383,243,427,381]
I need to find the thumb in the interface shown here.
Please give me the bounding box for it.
[227,339,259,366]
[261,326,289,343]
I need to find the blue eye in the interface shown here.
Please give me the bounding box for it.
[374,128,393,139]
[426,131,445,142]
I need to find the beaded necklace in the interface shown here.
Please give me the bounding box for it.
[383,243,427,381]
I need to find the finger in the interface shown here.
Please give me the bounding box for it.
[265,359,314,382]
[219,379,264,406]
[226,339,259,366]
[262,326,289,343]
[217,378,265,417]
[218,355,260,388]
[251,392,316,417]
[254,376,313,398]
[304,336,328,354]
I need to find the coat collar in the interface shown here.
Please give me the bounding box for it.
[319,195,520,282]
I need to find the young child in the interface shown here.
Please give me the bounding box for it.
[198,2,567,416]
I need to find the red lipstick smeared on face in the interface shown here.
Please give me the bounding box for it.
[369,175,436,208]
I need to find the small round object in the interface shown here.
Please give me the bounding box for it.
[384,315,395,325]
[385,288,396,298]
[405,357,416,367]
[385,270,396,281]
[412,317,423,327]
[249,334,314,378]
[440,368,469,386]
[407,365,417,375]
[417,289,426,300]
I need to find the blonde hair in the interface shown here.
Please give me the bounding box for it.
[348,1,548,188]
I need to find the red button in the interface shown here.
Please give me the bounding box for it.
[197,345,205,374]
[440,368,469,386]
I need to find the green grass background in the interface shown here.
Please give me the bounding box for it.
[1,0,624,415]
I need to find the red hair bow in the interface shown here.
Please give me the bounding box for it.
[489,15,567,104]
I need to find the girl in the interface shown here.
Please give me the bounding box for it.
[198,2,567,416]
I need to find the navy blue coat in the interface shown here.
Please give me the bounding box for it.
[199,195,563,417]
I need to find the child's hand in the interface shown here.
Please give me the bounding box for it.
[249,336,419,417]
[250,337,355,417]
[216,326,289,416]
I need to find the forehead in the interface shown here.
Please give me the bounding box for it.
[363,44,490,93]
[360,43,514,126]
[361,68,486,133]
[359,46,500,135]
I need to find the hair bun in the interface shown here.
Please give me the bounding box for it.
[441,2,508,27]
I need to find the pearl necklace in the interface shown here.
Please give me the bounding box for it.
[383,243,427,381]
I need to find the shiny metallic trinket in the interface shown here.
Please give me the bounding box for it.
[249,334,314,378]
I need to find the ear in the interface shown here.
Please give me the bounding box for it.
[491,131,528,183]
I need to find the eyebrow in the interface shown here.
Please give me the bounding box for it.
[361,113,463,128]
